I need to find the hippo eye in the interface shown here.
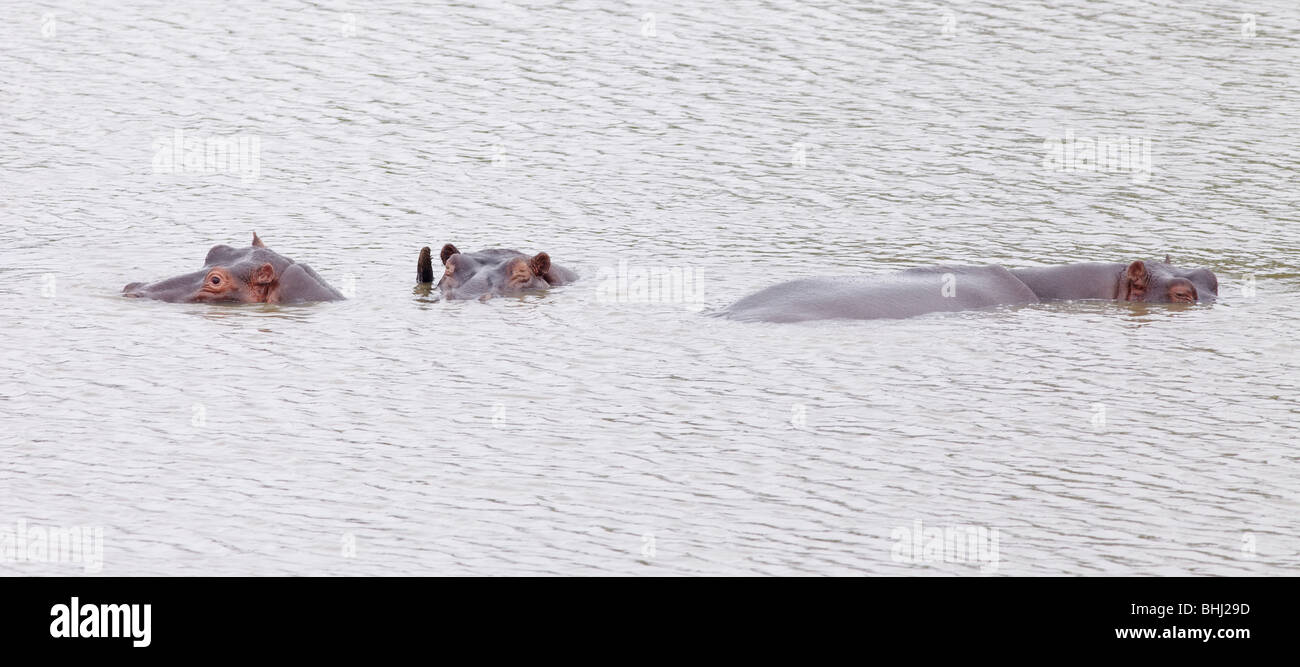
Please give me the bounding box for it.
[209,275,221,286]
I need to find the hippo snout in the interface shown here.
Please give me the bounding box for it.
[122,282,145,297]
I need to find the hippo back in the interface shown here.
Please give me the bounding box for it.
[721,264,1039,323]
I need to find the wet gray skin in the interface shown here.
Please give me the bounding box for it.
[1010,260,1217,303]
[721,259,1219,323]
[720,264,1040,323]
[416,243,578,300]
[123,233,345,304]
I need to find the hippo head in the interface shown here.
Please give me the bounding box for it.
[418,243,575,300]
[123,233,344,304]
[1119,260,1218,303]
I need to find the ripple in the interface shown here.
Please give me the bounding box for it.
[1,0,1298,576]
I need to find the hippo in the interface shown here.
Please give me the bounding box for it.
[720,259,1218,322]
[720,264,1040,323]
[416,243,577,300]
[1010,259,1217,304]
[123,233,344,304]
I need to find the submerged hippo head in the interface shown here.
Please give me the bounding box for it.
[416,243,577,300]
[123,233,344,304]
[1118,260,1218,303]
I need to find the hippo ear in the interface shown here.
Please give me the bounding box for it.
[440,244,460,264]
[252,232,266,248]
[1120,260,1150,300]
[417,247,435,283]
[529,252,551,277]
[1126,260,1148,284]
[251,262,276,285]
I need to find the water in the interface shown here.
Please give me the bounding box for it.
[2,0,1298,575]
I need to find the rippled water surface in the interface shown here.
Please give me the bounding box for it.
[2,0,1298,575]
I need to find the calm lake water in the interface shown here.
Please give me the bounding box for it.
[2,0,1298,575]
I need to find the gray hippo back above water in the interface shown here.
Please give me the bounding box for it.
[720,259,1218,323]
[721,264,1039,323]
[123,233,344,304]
[417,243,578,300]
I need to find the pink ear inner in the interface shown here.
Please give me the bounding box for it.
[251,262,276,285]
